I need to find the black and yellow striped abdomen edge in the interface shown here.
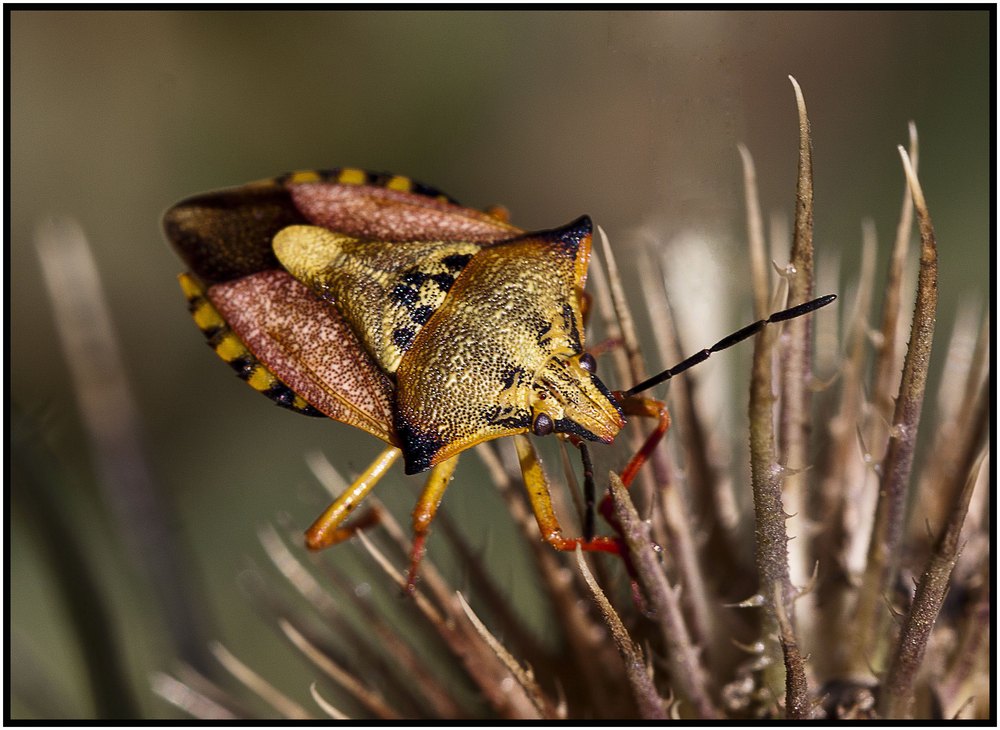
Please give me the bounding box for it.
[261,167,458,205]
[179,273,324,418]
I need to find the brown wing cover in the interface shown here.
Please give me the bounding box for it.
[164,184,307,284]
[290,183,520,243]
[207,270,396,444]
[164,170,518,287]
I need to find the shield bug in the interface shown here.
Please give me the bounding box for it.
[164,168,835,590]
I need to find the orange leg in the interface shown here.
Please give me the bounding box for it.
[614,394,670,487]
[596,394,670,530]
[513,434,621,555]
[405,455,460,592]
[305,446,401,550]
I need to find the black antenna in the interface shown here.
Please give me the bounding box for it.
[625,294,837,397]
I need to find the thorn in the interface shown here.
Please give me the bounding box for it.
[855,424,875,466]
[731,637,767,655]
[809,370,840,392]
[777,461,813,478]
[726,593,766,608]
[792,562,821,601]
[881,592,905,623]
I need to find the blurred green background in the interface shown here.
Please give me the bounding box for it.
[10,10,990,719]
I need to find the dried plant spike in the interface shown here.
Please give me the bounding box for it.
[874,124,920,423]
[210,642,313,719]
[354,531,442,625]
[151,672,239,720]
[356,530,543,719]
[898,146,929,212]
[853,144,939,677]
[781,75,818,593]
[258,524,338,616]
[309,683,350,720]
[607,473,720,719]
[738,143,771,319]
[456,592,550,719]
[881,143,939,563]
[910,303,987,544]
[880,444,987,719]
[575,547,669,720]
[772,582,811,719]
[477,442,630,716]
[278,619,400,720]
[640,252,745,596]
[810,219,878,666]
[36,218,210,677]
[747,281,802,708]
[598,225,646,384]
[586,236,632,389]
[939,548,991,716]
[786,74,816,294]
[964,310,990,415]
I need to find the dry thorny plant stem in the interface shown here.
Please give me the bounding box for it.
[142,82,989,722]
[852,144,940,678]
[779,76,818,609]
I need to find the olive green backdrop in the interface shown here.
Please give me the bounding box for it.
[9,9,990,719]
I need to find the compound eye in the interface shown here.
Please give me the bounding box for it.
[532,412,554,437]
[579,352,597,374]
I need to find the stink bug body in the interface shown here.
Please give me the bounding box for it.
[165,168,835,589]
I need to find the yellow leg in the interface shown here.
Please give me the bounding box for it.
[513,434,620,555]
[405,455,460,592]
[305,446,401,550]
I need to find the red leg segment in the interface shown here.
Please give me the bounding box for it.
[615,394,671,487]
[405,455,460,592]
[598,394,670,529]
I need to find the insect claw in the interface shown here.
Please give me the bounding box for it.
[305,505,384,551]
